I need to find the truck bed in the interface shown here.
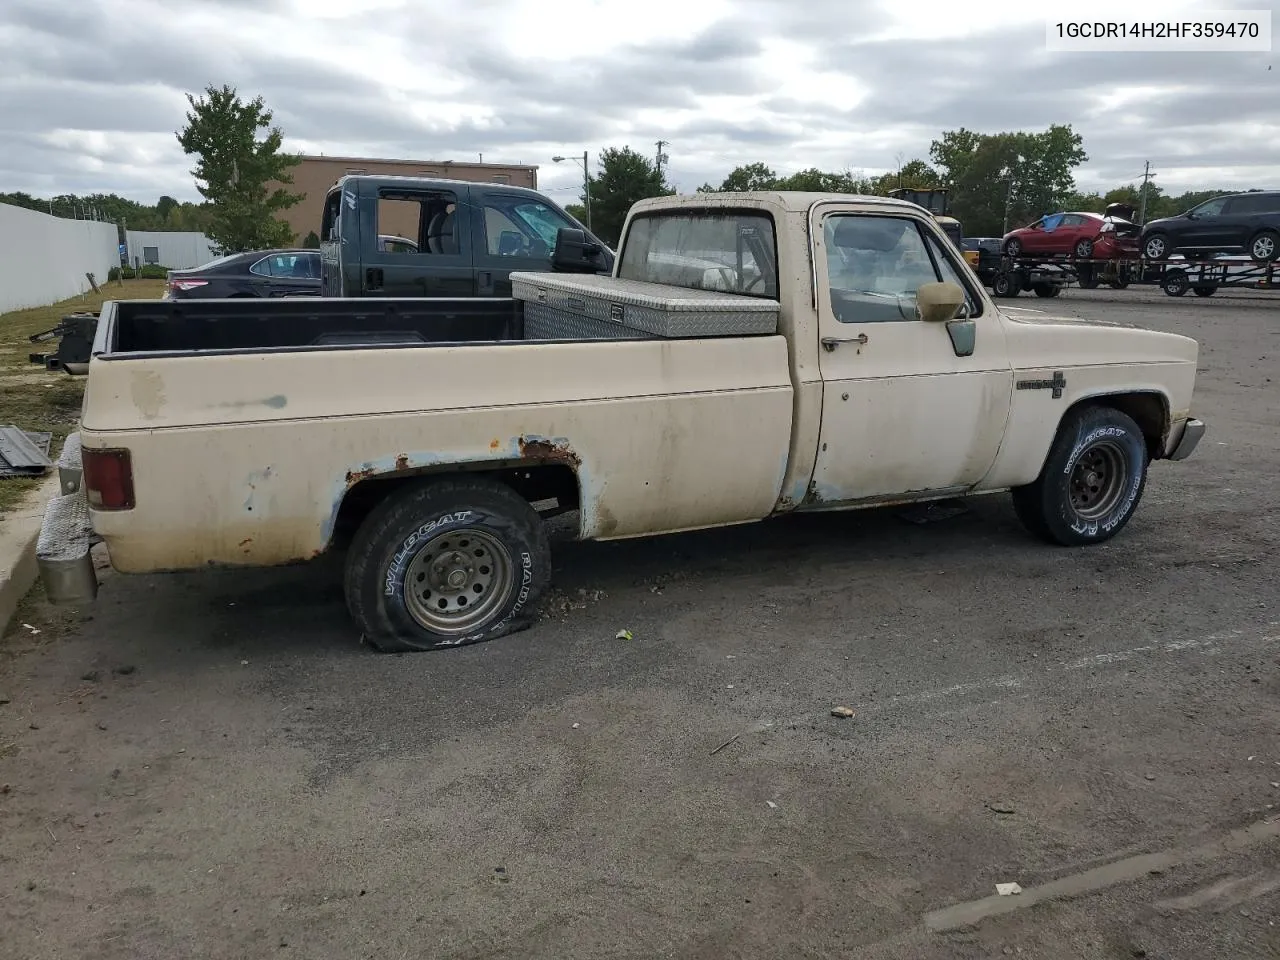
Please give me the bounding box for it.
[105,297,527,356]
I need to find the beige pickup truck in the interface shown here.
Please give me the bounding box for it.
[36,191,1205,653]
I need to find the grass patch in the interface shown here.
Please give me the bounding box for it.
[0,279,166,517]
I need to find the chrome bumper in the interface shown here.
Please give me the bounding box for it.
[1168,417,1205,462]
[36,433,100,605]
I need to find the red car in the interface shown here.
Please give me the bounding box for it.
[1002,207,1141,260]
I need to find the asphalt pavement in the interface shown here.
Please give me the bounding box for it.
[1,286,1278,959]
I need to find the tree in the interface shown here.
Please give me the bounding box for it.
[869,158,942,195]
[156,195,179,222]
[584,146,672,246]
[175,83,303,252]
[302,230,321,248]
[929,124,1087,235]
[720,162,781,191]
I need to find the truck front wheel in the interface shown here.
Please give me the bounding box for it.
[1011,406,1149,546]
[344,477,551,652]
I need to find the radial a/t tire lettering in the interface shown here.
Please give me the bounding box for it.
[344,477,551,653]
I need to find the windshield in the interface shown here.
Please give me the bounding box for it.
[618,212,778,298]
[507,201,578,249]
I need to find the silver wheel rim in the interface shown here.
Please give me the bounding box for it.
[1069,441,1128,521]
[1254,236,1275,260]
[403,529,513,634]
[1076,241,1090,257]
[1146,238,1165,258]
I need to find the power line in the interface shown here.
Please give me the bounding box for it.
[1138,160,1157,225]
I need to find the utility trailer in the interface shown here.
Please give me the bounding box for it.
[982,252,1280,299]
[1139,256,1279,298]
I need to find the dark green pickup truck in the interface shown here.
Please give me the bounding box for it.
[318,174,615,298]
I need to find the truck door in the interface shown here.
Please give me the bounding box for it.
[469,187,593,296]
[807,207,1013,503]
[358,181,475,297]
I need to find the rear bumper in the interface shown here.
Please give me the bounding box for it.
[1167,417,1206,461]
[35,433,100,605]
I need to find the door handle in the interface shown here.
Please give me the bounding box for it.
[365,267,383,290]
[821,334,869,352]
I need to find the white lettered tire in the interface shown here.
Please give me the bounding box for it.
[344,477,550,652]
[1012,406,1149,546]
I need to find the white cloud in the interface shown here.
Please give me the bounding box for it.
[0,0,1275,207]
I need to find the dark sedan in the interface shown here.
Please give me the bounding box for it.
[164,249,322,299]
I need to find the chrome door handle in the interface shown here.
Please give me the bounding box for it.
[821,334,869,352]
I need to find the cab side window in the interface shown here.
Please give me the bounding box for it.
[825,215,944,323]
[923,233,981,317]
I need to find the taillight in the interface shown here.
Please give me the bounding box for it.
[170,280,208,292]
[83,448,135,510]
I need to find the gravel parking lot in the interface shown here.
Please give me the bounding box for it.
[2,288,1278,959]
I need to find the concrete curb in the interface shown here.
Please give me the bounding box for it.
[0,471,63,636]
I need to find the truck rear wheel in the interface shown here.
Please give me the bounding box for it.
[1011,406,1149,547]
[344,477,550,652]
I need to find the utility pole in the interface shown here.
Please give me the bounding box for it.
[1137,161,1156,225]
[552,152,592,230]
[655,140,670,181]
[582,150,591,229]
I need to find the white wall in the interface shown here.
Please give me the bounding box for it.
[0,203,120,314]
[125,231,218,271]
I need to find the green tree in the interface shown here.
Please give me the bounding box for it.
[584,146,672,246]
[156,195,179,223]
[302,230,321,248]
[929,124,1088,235]
[870,158,942,195]
[720,162,781,191]
[175,83,303,252]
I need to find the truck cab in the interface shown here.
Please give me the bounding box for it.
[318,175,614,298]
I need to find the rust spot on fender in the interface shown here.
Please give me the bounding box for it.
[518,436,582,468]
[238,538,253,548]
[345,466,375,484]
[395,453,410,472]
[489,438,500,452]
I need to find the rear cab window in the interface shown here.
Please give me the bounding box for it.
[617,210,779,298]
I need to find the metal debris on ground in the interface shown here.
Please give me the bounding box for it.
[995,882,1023,896]
[831,707,856,718]
[896,499,970,525]
[615,628,633,641]
[987,800,1016,815]
[766,800,778,809]
[0,427,53,477]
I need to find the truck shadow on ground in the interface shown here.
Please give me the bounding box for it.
[150,493,1057,655]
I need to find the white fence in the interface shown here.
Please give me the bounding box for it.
[0,203,120,314]
[125,231,218,271]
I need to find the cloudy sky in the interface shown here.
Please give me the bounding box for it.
[1,0,1275,207]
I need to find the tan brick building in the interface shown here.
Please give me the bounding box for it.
[270,155,539,245]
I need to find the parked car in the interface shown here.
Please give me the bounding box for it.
[37,191,1204,654]
[1139,190,1280,262]
[1002,206,1141,260]
[163,249,322,299]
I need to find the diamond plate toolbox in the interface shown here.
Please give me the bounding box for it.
[510,272,779,338]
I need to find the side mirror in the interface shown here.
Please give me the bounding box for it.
[552,227,603,274]
[916,281,966,323]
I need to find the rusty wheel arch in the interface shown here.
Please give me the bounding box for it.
[328,440,584,552]
[1062,391,1171,459]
